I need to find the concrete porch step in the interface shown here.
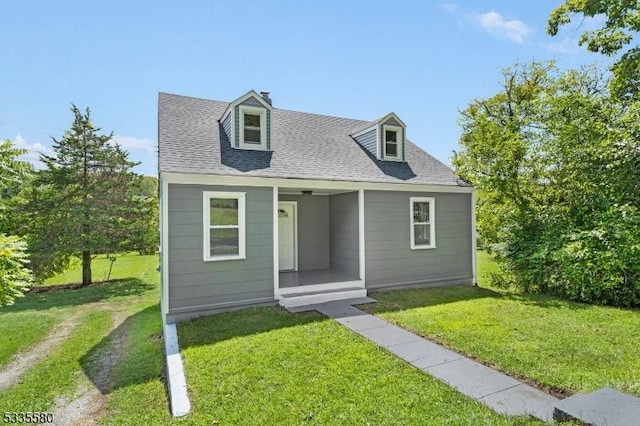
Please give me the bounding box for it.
[279,287,367,309]
[286,296,377,313]
[553,387,640,425]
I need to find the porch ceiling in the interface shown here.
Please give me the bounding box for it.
[278,187,355,195]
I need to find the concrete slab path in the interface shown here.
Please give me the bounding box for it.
[312,302,559,422]
[554,387,640,425]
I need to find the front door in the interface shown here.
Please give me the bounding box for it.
[278,202,296,271]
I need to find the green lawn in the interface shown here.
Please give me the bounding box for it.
[9,253,535,424]
[44,253,158,285]
[0,254,158,370]
[477,249,501,283]
[362,252,640,398]
[0,310,114,411]
[169,308,535,425]
[0,253,163,420]
[3,249,636,424]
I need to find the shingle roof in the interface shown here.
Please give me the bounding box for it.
[158,92,465,187]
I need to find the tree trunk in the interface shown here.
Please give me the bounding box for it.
[82,251,92,286]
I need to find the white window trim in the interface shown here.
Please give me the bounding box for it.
[410,196,436,249]
[203,191,246,261]
[382,124,403,161]
[239,105,267,150]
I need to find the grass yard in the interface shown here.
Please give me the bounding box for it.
[44,252,158,285]
[1,252,540,425]
[170,308,536,425]
[0,254,158,370]
[2,249,636,424]
[0,253,163,421]
[362,252,640,398]
[107,307,540,425]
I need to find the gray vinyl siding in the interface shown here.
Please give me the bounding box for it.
[329,192,360,276]
[233,106,240,148]
[354,128,377,157]
[382,117,402,127]
[221,112,232,143]
[364,190,472,289]
[234,97,272,150]
[167,184,274,312]
[279,195,330,271]
[240,96,265,108]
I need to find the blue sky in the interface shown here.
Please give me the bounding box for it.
[1,1,605,176]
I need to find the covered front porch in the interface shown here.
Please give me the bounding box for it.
[279,269,360,288]
[273,186,366,308]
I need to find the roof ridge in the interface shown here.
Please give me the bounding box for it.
[158,92,231,104]
[273,107,373,125]
[159,92,375,125]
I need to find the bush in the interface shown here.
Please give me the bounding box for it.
[0,234,33,305]
[548,205,640,306]
[490,205,640,307]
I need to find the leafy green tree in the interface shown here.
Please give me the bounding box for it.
[137,175,158,198]
[0,139,31,182]
[455,62,640,306]
[121,176,159,255]
[548,0,640,99]
[0,235,33,305]
[0,139,33,305]
[28,105,141,285]
[9,179,73,281]
[455,62,553,259]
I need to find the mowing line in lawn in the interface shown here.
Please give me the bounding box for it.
[0,312,82,391]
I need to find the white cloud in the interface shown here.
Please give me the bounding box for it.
[12,134,53,170]
[473,11,530,43]
[112,135,156,156]
[440,3,458,13]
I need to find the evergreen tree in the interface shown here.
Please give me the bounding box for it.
[35,105,140,285]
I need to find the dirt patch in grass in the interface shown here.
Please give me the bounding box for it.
[51,308,132,425]
[29,279,129,293]
[0,313,82,391]
[0,300,135,424]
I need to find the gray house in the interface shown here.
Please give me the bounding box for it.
[159,90,476,323]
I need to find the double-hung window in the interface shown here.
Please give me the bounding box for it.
[410,197,435,249]
[239,105,267,149]
[383,125,403,161]
[203,191,246,261]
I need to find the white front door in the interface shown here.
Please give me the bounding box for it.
[278,202,296,271]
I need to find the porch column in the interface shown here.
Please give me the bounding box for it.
[471,190,477,285]
[358,189,365,282]
[273,186,280,298]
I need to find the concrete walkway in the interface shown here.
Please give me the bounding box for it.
[313,302,559,422]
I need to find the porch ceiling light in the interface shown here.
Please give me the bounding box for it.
[302,190,313,196]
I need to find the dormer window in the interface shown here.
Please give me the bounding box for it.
[243,113,262,144]
[383,124,403,161]
[385,129,398,156]
[239,105,267,150]
[352,112,406,162]
[220,90,273,151]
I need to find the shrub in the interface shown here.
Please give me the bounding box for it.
[0,234,33,305]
